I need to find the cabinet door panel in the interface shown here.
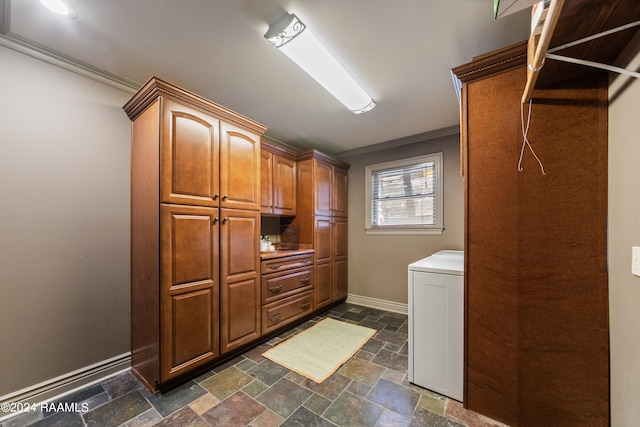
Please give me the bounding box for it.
[160,204,219,381]
[333,217,348,259]
[333,167,348,217]
[332,217,348,301]
[314,217,332,264]
[220,277,260,353]
[273,155,296,215]
[220,122,260,211]
[219,208,260,353]
[161,99,219,206]
[333,258,348,301]
[220,209,260,284]
[314,160,333,216]
[315,262,333,309]
[172,289,216,367]
[260,151,273,214]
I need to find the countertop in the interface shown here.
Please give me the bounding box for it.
[260,248,314,260]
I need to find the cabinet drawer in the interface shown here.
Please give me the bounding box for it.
[261,254,313,274]
[262,267,313,305]
[262,291,313,335]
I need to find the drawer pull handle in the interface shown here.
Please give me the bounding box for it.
[303,259,312,264]
[299,278,311,285]
[268,313,282,324]
[269,285,282,293]
[300,302,310,310]
[267,263,281,270]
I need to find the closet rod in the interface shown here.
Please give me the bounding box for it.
[548,20,640,54]
[521,0,565,104]
[546,53,640,79]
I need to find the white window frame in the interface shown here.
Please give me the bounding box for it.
[365,153,444,235]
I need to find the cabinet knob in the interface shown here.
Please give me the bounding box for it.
[214,193,219,199]
[213,217,219,224]
[222,217,229,224]
[222,195,228,200]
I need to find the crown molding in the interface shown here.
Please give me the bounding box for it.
[335,125,460,158]
[0,21,140,94]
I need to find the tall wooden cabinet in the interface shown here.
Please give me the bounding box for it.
[452,43,609,426]
[124,77,266,392]
[292,150,350,310]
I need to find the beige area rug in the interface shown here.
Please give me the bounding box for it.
[262,318,377,383]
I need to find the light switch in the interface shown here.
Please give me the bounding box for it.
[633,246,640,277]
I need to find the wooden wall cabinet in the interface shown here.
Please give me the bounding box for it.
[293,150,350,310]
[452,43,609,426]
[124,77,266,393]
[260,140,297,216]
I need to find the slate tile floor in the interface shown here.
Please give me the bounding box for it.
[2,304,504,427]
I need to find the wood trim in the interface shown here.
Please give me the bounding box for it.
[261,139,297,161]
[451,41,527,83]
[123,76,268,135]
[296,149,351,170]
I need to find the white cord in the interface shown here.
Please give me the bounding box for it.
[518,100,546,175]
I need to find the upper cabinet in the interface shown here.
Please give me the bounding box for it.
[161,99,220,207]
[219,122,261,211]
[260,140,297,216]
[126,77,265,212]
[310,155,348,218]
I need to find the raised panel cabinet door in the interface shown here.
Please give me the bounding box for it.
[220,277,261,353]
[260,150,273,214]
[314,160,333,216]
[315,262,333,309]
[332,167,348,217]
[219,122,261,211]
[161,99,220,207]
[219,208,260,353]
[219,208,260,284]
[273,154,297,216]
[314,217,332,265]
[314,216,333,308]
[160,204,219,382]
[332,216,348,301]
[333,257,348,301]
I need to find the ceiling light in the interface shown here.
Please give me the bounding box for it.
[264,13,376,114]
[39,0,77,18]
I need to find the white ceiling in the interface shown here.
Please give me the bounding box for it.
[4,0,530,154]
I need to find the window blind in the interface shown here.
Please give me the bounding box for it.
[370,161,436,227]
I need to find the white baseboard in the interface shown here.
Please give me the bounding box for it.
[0,352,131,419]
[346,293,408,315]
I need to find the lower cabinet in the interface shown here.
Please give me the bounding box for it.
[260,252,314,334]
[160,204,220,382]
[219,209,261,354]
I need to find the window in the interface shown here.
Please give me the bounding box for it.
[365,153,443,235]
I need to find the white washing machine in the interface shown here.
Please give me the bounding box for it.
[408,250,464,401]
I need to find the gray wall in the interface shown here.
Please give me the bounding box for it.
[340,133,464,305]
[0,45,132,396]
[608,46,640,426]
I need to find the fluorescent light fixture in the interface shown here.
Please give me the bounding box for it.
[40,0,69,15]
[265,13,376,114]
[39,0,77,18]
